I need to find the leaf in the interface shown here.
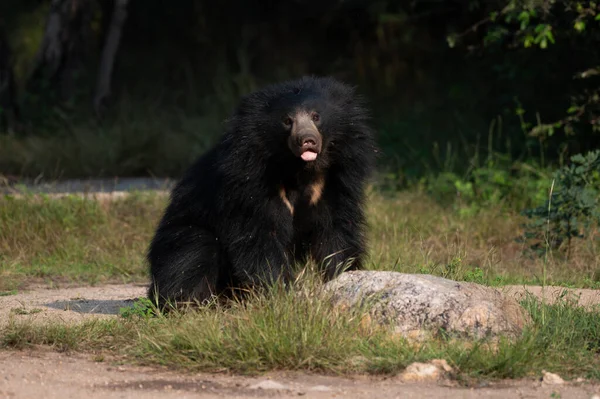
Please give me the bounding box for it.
[446,35,457,48]
[518,11,530,30]
[574,20,586,32]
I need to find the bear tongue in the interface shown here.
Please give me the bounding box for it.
[301,151,318,161]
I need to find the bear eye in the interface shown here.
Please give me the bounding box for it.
[283,117,293,127]
[311,113,320,123]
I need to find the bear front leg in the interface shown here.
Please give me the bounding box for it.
[221,191,296,292]
[311,223,366,282]
[223,200,294,290]
[310,184,368,281]
[228,233,293,289]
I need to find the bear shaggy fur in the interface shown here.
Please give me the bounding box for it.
[147,76,377,307]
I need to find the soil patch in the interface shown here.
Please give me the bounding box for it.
[1,350,599,399]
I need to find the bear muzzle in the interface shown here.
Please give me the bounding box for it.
[296,130,321,161]
[288,114,323,162]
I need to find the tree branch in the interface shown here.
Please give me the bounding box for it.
[94,0,129,117]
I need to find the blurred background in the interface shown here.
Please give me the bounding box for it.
[1,0,598,182]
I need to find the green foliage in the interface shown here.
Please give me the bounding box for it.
[5,0,597,180]
[120,297,156,319]
[461,1,600,144]
[422,160,550,216]
[520,150,600,256]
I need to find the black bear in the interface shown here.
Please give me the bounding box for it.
[147,76,377,307]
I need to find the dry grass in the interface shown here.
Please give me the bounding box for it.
[0,192,163,291]
[366,189,600,287]
[1,187,599,293]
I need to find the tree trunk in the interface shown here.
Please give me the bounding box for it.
[94,0,129,116]
[0,27,19,134]
[28,0,94,103]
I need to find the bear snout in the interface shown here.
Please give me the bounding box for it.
[298,131,320,149]
[293,131,322,162]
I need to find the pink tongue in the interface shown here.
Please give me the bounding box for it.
[301,151,318,161]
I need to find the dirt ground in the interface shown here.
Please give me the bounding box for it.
[1,349,599,399]
[1,283,599,399]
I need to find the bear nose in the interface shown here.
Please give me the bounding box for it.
[303,137,316,146]
[298,131,318,147]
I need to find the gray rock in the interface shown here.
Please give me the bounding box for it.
[324,271,531,340]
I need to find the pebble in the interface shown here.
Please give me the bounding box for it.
[542,370,564,385]
[248,380,288,390]
[400,359,453,382]
[308,385,332,392]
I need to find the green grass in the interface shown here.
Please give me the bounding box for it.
[1,276,599,381]
[0,191,163,291]
[1,187,599,292]
[0,187,599,381]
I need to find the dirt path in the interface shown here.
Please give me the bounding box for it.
[1,283,599,398]
[0,283,147,328]
[1,350,599,399]
[0,177,175,195]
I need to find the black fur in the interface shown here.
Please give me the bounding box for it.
[147,76,377,307]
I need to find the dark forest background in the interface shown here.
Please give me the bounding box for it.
[0,0,599,185]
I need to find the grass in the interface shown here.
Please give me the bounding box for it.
[0,99,224,179]
[1,275,599,381]
[1,186,599,293]
[367,187,600,288]
[0,191,163,291]
[0,184,599,381]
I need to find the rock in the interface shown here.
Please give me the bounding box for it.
[400,359,453,382]
[542,370,564,385]
[324,271,531,340]
[248,380,289,390]
[430,359,453,372]
[308,385,333,392]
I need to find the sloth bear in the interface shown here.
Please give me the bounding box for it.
[147,76,377,307]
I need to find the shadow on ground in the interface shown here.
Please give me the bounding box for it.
[44,298,138,315]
